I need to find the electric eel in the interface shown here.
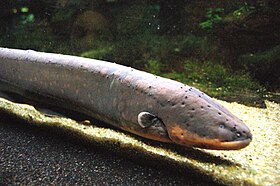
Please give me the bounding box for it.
[0,47,252,150]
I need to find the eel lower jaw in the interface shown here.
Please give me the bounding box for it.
[195,138,252,150]
[169,133,252,150]
[168,125,252,150]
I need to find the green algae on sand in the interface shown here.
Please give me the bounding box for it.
[0,97,279,185]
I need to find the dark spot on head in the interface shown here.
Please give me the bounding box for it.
[167,99,171,103]
[218,112,222,115]
[198,95,201,97]
[180,132,184,136]
[172,103,176,106]
[184,96,188,99]
[180,86,183,89]
[226,119,229,121]
[106,75,109,78]
[201,106,204,108]
[181,102,185,105]
[191,108,195,110]
[207,105,211,108]
[149,86,152,89]
[242,131,246,134]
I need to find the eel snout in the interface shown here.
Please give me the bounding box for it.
[167,120,252,150]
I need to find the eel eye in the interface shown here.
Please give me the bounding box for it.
[219,123,225,129]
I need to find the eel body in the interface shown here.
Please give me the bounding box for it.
[0,47,252,150]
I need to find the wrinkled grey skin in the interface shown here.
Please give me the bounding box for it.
[0,48,252,150]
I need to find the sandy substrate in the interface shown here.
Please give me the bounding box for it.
[0,97,279,185]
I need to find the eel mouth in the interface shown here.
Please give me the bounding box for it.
[193,138,252,150]
[168,125,252,150]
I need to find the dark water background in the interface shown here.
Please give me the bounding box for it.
[0,0,279,105]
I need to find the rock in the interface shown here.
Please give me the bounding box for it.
[71,11,112,51]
